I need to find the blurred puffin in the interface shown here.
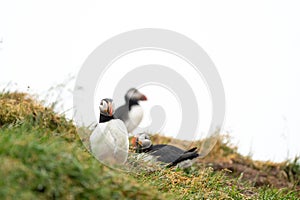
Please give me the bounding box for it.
[132,133,199,167]
[90,98,129,165]
[114,88,147,133]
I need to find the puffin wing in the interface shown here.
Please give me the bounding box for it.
[150,145,186,163]
[114,105,129,121]
[147,145,199,166]
[90,123,116,164]
[167,148,199,167]
[106,119,129,164]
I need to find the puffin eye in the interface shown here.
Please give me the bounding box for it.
[99,100,108,111]
[100,100,106,105]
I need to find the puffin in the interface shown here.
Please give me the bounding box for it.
[90,98,129,165]
[114,88,147,133]
[132,133,199,167]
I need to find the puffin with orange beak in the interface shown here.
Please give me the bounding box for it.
[132,133,200,168]
[90,98,129,165]
[115,88,147,133]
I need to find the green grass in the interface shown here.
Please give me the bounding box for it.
[0,91,299,199]
[0,123,168,199]
[0,91,168,199]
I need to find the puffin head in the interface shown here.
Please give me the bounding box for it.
[125,88,147,102]
[99,98,115,116]
[131,133,152,151]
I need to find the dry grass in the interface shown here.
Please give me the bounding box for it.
[0,91,77,141]
[149,133,300,191]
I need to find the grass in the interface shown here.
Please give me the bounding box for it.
[0,91,299,199]
[0,91,168,199]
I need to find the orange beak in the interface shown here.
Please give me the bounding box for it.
[131,137,143,146]
[131,137,137,146]
[140,95,147,101]
[108,102,113,116]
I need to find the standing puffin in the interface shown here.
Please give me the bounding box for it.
[90,98,129,165]
[114,88,147,133]
[132,133,199,167]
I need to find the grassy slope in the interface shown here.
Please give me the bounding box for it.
[0,92,168,200]
[0,91,299,199]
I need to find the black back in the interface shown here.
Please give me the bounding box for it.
[138,144,199,166]
[114,104,129,122]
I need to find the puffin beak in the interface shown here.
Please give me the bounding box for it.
[131,137,137,146]
[131,137,143,147]
[140,94,147,101]
[108,102,113,116]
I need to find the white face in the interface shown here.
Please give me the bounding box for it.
[137,133,152,149]
[138,133,150,140]
[99,99,115,116]
[126,88,147,101]
[126,89,139,100]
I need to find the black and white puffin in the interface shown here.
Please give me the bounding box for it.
[132,133,199,167]
[114,88,147,133]
[90,98,129,165]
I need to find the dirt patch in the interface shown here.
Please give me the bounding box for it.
[199,158,300,190]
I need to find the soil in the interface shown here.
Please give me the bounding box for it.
[199,158,300,190]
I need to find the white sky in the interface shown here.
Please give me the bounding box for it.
[0,1,299,162]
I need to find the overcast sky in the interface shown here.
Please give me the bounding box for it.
[1,1,300,162]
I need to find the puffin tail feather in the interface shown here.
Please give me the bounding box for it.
[166,151,199,168]
[184,147,198,153]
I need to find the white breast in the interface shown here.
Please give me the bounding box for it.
[90,119,129,165]
[126,105,143,133]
